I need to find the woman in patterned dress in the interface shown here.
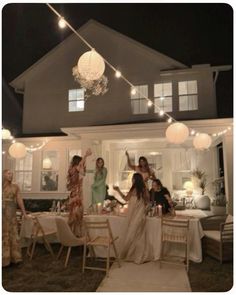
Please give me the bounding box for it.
[67,148,92,235]
[2,169,27,267]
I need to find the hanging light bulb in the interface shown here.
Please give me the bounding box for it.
[191,130,195,135]
[58,17,66,28]
[159,110,164,116]
[131,88,137,95]
[227,126,231,130]
[212,133,217,137]
[160,96,165,100]
[147,100,153,107]
[167,117,172,123]
[115,70,121,78]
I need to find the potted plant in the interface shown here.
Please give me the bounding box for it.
[191,168,211,210]
[211,178,227,215]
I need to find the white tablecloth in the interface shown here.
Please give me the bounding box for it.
[20,212,204,262]
[84,214,204,263]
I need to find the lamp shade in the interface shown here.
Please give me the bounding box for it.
[43,158,52,169]
[2,128,11,140]
[8,142,27,159]
[193,133,212,150]
[77,49,105,81]
[166,122,189,144]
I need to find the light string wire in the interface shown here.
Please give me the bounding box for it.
[46,3,232,138]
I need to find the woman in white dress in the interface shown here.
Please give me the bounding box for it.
[113,173,151,264]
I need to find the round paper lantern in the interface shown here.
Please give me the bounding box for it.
[166,122,189,144]
[2,128,11,140]
[8,142,27,159]
[43,158,52,169]
[193,133,212,150]
[77,49,105,81]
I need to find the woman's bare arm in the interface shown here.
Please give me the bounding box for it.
[16,185,27,217]
[125,151,136,170]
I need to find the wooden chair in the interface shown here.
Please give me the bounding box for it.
[26,216,56,260]
[55,217,85,267]
[200,215,233,263]
[82,219,120,277]
[160,217,190,272]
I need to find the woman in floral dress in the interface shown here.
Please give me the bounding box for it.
[67,148,92,235]
[2,169,27,267]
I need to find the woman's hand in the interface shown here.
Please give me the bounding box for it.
[85,148,92,157]
[125,150,129,157]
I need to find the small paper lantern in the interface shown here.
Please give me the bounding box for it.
[77,49,105,81]
[8,142,27,159]
[193,133,212,150]
[43,158,52,169]
[166,122,189,144]
[2,128,11,140]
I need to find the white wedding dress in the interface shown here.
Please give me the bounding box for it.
[120,192,151,264]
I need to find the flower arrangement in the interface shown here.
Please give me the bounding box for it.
[191,168,208,195]
[72,66,108,98]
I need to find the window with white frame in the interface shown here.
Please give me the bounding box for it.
[14,152,33,192]
[154,82,173,112]
[68,89,85,112]
[178,80,198,111]
[41,151,59,191]
[130,85,148,114]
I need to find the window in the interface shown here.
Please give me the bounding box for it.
[68,89,85,112]
[14,152,33,191]
[154,82,173,112]
[178,80,198,111]
[130,85,148,114]
[41,151,59,191]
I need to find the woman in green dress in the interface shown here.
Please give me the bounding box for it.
[91,158,107,204]
[2,169,27,267]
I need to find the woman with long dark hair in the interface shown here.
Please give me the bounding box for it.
[125,151,159,187]
[91,157,107,204]
[67,148,92,235]
[113,173,151,264]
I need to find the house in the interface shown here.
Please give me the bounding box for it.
[3,20,233,213]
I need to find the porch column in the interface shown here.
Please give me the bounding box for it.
[222,132,233,215]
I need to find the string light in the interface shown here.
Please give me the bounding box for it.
[160,96,165,101]
[191,130,196,135]
[115,70,121,78]
[167,117,172,123]
[2,151,6,155]
[159,110,164,116]
[58,17,66,29]
[131,88,137,95]
[147,100,153,107]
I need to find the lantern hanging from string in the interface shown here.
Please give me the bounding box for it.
[166,122,189,144]
[2,128,11,140]
[77,49,105,81]
[193,133,212,150]
[8,142,27,159]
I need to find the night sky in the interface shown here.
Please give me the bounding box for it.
[2,3,233,136]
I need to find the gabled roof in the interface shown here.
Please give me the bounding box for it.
[10,19,187,91]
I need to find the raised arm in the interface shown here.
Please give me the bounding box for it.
[113,185,132,202]
[80,148,92,166]
[125,151,136,170]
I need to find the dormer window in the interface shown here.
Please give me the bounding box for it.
[154,82,173,112]
[178,80,198,111]
[130,85,148,114]
[68,89,85,112]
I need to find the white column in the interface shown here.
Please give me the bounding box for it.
[222,132,233,215]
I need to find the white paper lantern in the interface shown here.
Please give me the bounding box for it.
[2,128,11,140]
[193,133,212,150]
[43,158,52,169]
[166,122,189,144]
[8,142,27,159]
[77,49,105,81]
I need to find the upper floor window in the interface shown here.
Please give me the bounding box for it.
[130,85,148,114]
[154,82,173,112]
[68,89,85,112]
[178,80,198,111]
[14,152,33,192]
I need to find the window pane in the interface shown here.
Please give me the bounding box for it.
[15,152,33,171]
[179,96,188,111]
[189,95,198,110]
[154,84,162,97]
[68,89,85,112]
[178,81,188,95]
[140,98,148,113]
[41,171,58,191]
[42,151,59,170]
[188,81,198,94]
[164,97,172,112]
[68,89,77,101]
[163,83,172,96]
[131,100,140,114]
[154,97,172,112]
[139,85,148,98]
[23,172,32,192]
[15,172,24,191]
[69,101,84,112]
[154,98,162,112]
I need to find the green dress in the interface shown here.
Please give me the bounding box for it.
[2,184,22,267]
[91,167,107,204]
